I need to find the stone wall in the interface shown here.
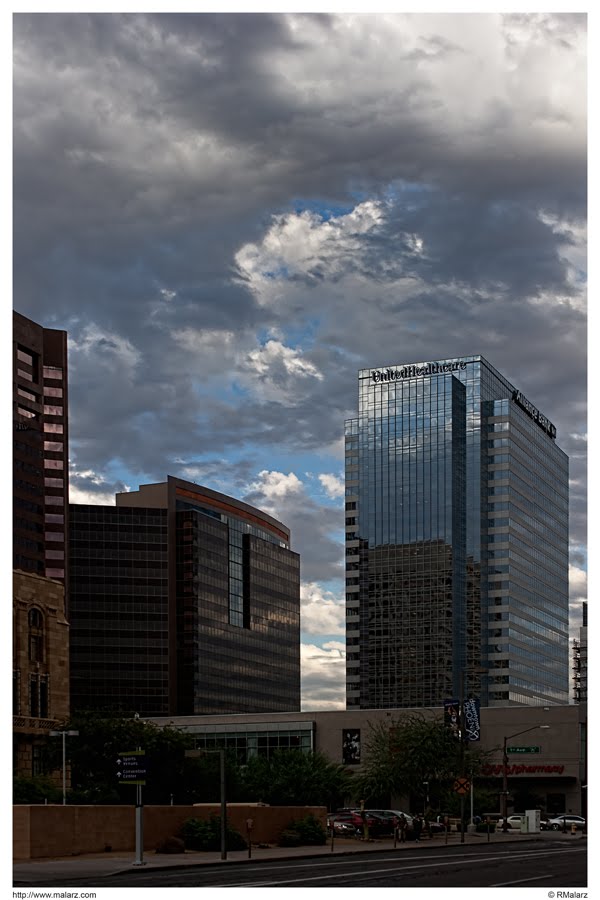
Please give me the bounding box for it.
[13,804,327,859]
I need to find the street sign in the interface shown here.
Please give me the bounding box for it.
[117,750,147,785]
[507,746,541,754]
[453,777,471,795]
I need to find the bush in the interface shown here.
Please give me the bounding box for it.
[279,814,326,847]
[13,775,63,804]
[155,836,185,854]
[278,829,303,847]
[180,816,247,851]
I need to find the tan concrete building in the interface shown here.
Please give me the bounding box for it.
[152,702,586,818]
[13,570,70,776]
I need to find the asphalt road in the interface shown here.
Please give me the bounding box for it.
[29,840,587,889]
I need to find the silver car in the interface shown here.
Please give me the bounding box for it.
[545,814,585,831]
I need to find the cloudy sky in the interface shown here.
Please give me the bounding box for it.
[12,12,587,709]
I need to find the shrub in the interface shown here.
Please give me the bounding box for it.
[155,836,185,854]
[278,829,302,847]
[13,775,63,804]
[279,814,326,847]
[180,815,247,851]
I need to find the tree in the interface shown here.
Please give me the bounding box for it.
[356,713,492,809]
[41,710,194,804]
[237,750,354,808]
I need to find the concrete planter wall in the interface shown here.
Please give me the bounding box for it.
[13,804,326,860]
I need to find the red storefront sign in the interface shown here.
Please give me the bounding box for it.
[482,763,565,776]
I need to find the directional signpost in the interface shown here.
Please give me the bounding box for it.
[117,750,148,785]
[117,750,147,866]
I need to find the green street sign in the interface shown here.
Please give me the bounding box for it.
[507,746,541,754]
[117,750,147,785]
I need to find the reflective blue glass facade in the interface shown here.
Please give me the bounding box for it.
[345,356,569,708]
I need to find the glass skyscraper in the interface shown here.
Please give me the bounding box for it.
[345,355,569,709]
[69,477,300,716]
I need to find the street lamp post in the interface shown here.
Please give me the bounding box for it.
[49,730,79,805]
[422,781,429,816]
[501,726,550,827]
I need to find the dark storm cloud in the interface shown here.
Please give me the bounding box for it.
[13,12,586,602]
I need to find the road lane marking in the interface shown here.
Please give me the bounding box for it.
[235,847,585,887]
[491,874,577,887]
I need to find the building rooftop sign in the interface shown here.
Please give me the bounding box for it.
[371,361,467,382]
[512,390,557,439]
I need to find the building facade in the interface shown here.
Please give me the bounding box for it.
[69,477,301,716]
[151,704,586,819]
[345,355,569,709]
[13,571,70,776]
[13,312,70,598]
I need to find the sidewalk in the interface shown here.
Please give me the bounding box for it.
[13,829,585,885]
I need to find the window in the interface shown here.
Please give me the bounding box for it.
[43,386,63,398]
[44,459,64,469]
[30,676,39,717]
[44,441,63,452]
[45,568,64,578]
[43,366,63,379]
[17,348,33,365]
[45,513,64,524]
[40,676,49,718]
[45,495,64,506]
[28,608,44,663]
[44,477,64,488]
[18,388,38,403]
[13,670,20,715]
[17,407,37,419]
[45,549,64,560]
[17,369,33,382]
[43,405,63,416]
[43,423,63,434]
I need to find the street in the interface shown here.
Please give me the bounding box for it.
[19,839,586,889]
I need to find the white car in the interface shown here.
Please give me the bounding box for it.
[545,815,586,832]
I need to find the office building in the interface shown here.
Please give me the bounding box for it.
[69,477,300,716]
[345,355,569,709]
[13,312,69,593]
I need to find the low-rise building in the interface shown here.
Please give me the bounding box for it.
[151,703,586,817]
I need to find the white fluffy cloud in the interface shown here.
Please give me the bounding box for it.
[246,470,304,509]
[301,641,346,711]
[318,473,345,499]
[301,582,345,636]
[238,339,323,404]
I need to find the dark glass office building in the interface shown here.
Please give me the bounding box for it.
[69,477,300,716]
[345,356,569,709]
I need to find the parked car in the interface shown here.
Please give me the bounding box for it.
[385,809,414,827]
[505,815,526,829]
[545,815,586,832]
[326,815,358,836]
[333,810,385,835]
